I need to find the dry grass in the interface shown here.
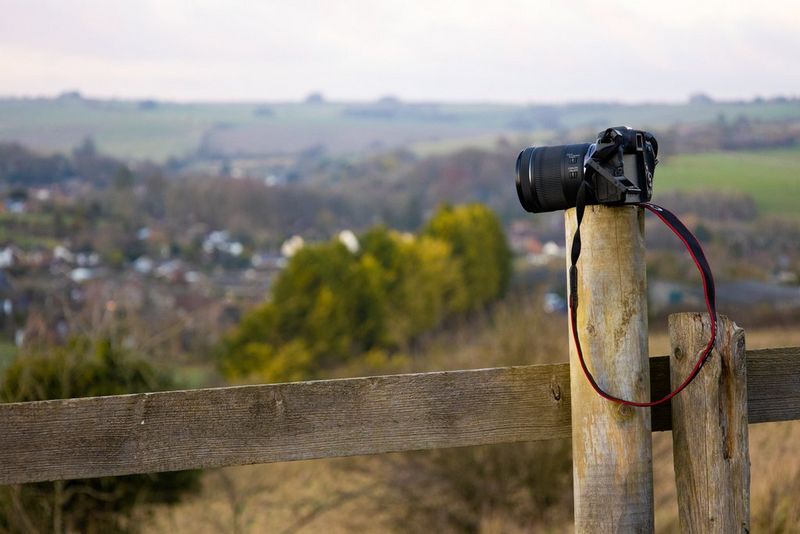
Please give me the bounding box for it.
[146,458,387,533]
[146,300,800,533]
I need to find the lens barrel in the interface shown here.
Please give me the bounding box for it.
[515,143,592,213]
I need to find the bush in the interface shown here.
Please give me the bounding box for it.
[423,203,511,312]
[0,337,201,534]
[218,204,511,383]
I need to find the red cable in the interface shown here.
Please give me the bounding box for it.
[569,203,717,407]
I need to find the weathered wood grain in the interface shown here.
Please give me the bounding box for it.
[0,348,797,485]
[670,313,750,533]
[565,205,654,532]
[650,346,800,431]
[744,346,800,424]
[0,364,572,485]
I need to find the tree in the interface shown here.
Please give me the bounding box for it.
[424,203,511,312]
[219,204,512,384]
[0,337,200,534]
[359,227,465,342]
[271,241,389,362]
[220,240,390,382]
[0,143,74,185]
[304,92,325,104]
[112,165,135,189]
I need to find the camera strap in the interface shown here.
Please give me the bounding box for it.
[568,181,717,407]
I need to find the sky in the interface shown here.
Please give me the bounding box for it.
[1,0,799,104]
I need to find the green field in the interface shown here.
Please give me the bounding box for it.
[655,148,800,216]
[0,99,258,161]
[2,96,800,162]
[0,98,520,161]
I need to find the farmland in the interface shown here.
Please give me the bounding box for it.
[2,95,800,161]
[656,148,800,216]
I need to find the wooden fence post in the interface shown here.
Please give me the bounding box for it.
[669,313,750,533]
[564,205,654,532]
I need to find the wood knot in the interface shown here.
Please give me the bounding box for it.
[550,380,562,402]
[736,335,745,353]
[613,403,634,421]
[673,347,683,361]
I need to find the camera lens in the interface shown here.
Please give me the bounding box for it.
[515,143,592,213]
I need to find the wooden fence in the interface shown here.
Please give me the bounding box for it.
[1,346,798,486]
[2,204,799,531]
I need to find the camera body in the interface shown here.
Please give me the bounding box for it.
[515,126,658,213]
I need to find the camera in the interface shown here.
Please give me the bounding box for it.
[515,126,659,213]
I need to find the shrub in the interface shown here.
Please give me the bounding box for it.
[219,204,511,383]
[0,337,201,534]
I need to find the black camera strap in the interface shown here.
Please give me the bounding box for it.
[568,181,718,407]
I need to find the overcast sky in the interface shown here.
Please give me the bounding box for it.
[1,0,798,104]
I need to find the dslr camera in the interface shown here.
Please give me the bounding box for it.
[515,126,659,213]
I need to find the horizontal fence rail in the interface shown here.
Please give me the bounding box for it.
[0,347,798,485]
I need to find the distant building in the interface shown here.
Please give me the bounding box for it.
[69,268,94,283]
[6,199,27,214]
[53,246,75,264]
[251,252,286,270]
[202,230,244,257]
[281,236,305,258]
[0,247,19,269]
[133,256,154,275]
[338,230,360,253]
[527,241,565,266]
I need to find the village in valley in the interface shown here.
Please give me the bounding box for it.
[1,96,800,379]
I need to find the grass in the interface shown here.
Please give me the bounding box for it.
[655,148,800,216]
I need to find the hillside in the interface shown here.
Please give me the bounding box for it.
[2,95,800,161]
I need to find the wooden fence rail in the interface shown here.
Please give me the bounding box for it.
[1,347,798,486]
